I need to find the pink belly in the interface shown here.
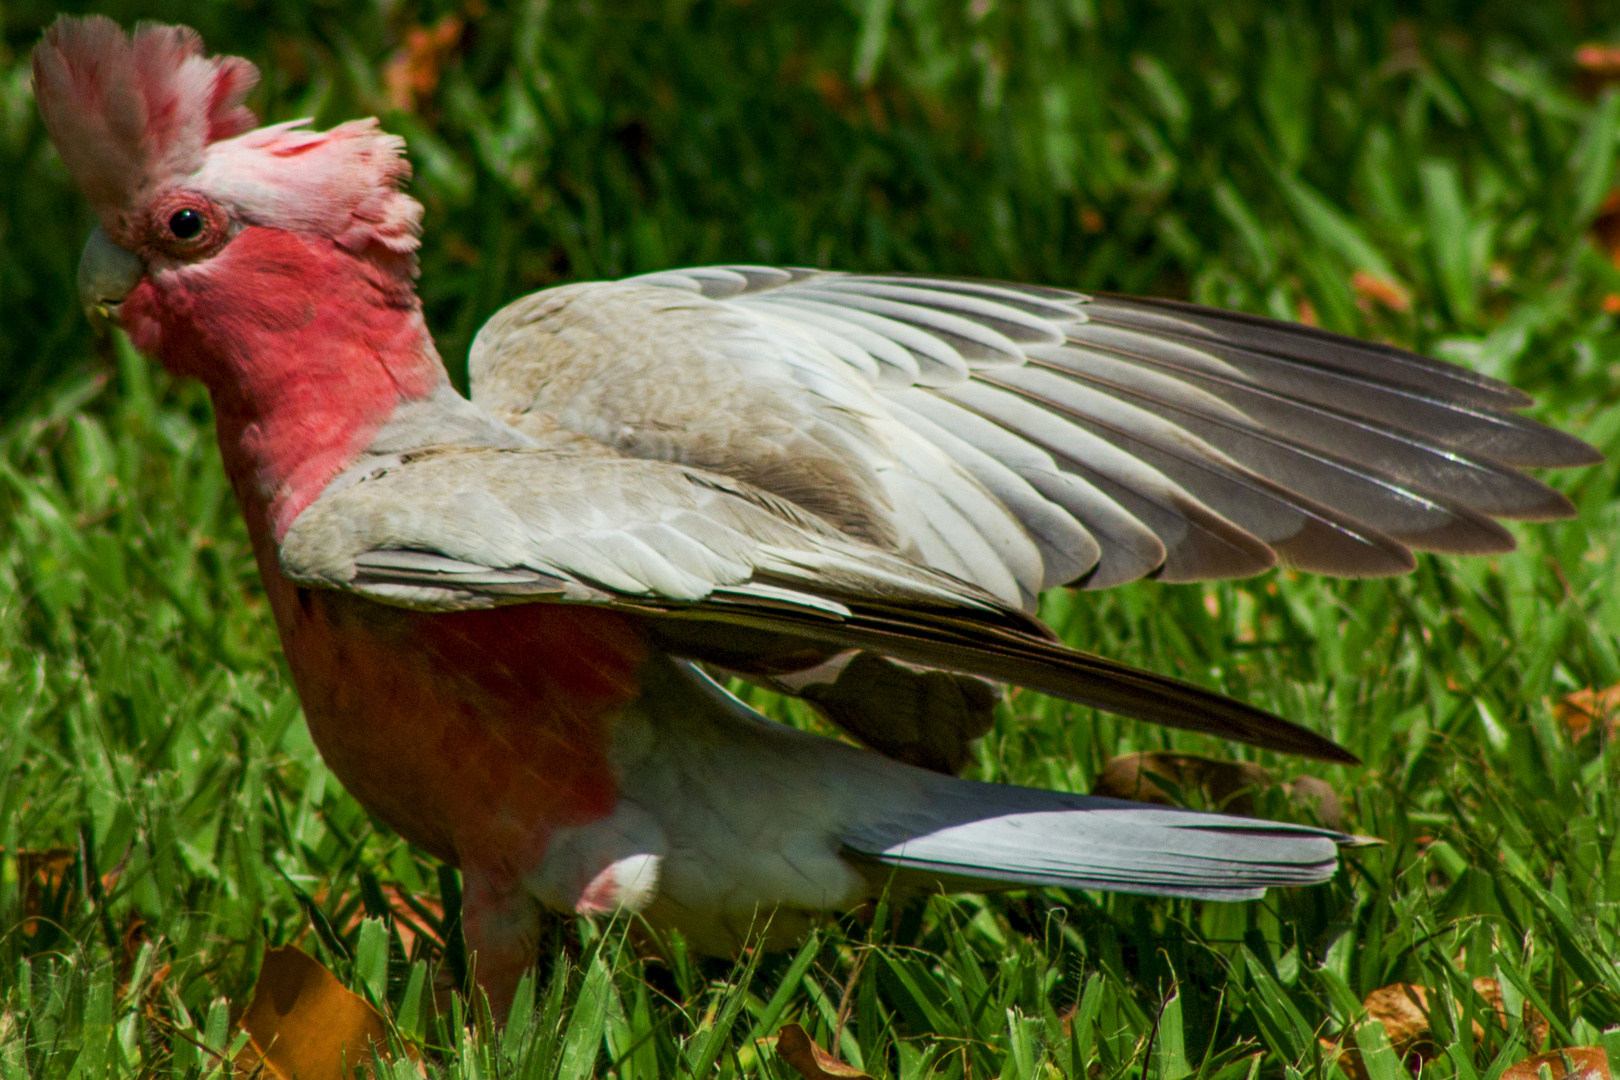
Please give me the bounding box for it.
[277,592,647,878]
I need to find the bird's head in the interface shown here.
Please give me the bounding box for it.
[33,15,426,368]
[34,16,444,538]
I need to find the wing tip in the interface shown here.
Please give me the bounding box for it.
[1488,426,1606,470]
[1090,293,1534,407]
[1493,485,1580,523]
[1394,509,1518,555]
[1149,493,1279,584]
[1273,516,1417,578]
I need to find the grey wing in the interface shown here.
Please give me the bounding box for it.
[278,443,1355,763]
[468,278,1059,610]
[470,266,1596,604]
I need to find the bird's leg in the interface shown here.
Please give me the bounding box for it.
[460,860,544,1020]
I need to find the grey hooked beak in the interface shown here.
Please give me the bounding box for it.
[77,226,145,333]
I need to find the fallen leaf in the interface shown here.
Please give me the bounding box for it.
[1503,1048,1611,1080]
[1092,753,1343,828]
[1594,193,1620,268]
[1094,752,1271,811]
[1348,979,1548,1065]
[1471,978,1550,1049]
[1554,684,1620,741]
[354,884,443,959]
[1320,1036,1368,1080]
[238,946,393,1080]
[376,884,443,957]
[1362,983,1432,1055]
[1287,776,1345,830]
[814,70,852,113]
[314,882,445,960]
[11,847,153,990]
[775,1022,874,1080]
[16,848,75,935]
[1351,270,1412,313]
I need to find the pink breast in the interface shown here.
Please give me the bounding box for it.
[280,594,647,879]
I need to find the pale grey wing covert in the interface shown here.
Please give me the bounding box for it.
[468,279,1073,611]
[277,441,1356,762]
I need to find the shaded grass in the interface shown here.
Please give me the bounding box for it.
[4,1,1620,1076]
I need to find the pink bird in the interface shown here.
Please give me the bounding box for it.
[34,17,1597,1014]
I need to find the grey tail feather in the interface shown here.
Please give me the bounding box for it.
[840,776,1349,902]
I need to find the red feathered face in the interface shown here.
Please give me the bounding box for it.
[37,16,442,543]
[34,16,424,331]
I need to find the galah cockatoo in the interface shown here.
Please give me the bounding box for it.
[34,16,1598,1014]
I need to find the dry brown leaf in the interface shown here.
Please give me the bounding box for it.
[1320,1036,1369,1080]
[1351,271,1412,313]
[1363,983,1433,1055]
[16,848,75,935]
[1349,979,1548,1066]
[237,946,393,1080]
[1554,685,1620,741]
[313,883,444,960]
[1592,190,1620,275]
[373,884,442,957]
[1094,753,1272,812]
[1091,753,1344,828]
[775,1022,874,1080]
[1503,1048,1611,1080]
[1287,776,1344,829]
[1576,45,1620,96]
[813,71,852,112]
[1472,978,1551,1049]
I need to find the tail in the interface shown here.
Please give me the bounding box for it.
[641,661,1354,935]
[838,771,1349,901]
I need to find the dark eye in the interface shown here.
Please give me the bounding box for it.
[168,208,204,240]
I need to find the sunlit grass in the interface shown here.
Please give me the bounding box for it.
[4,1,1620,1076]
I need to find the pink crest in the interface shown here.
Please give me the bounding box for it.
[34,16,422,258]
[195,119,423,256]
[33,16,258,236]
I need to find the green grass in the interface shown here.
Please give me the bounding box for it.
[4,0,1620,1076]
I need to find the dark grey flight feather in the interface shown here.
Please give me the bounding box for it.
[641,598,1359,764]
[1056,322,1573,525]
[990,355,1520,558]
[1088,295,1534,411]
[1084,297,1591,468]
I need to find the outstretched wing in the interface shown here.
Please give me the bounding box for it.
[468,268,1597,610]
[279,438,1354,762]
